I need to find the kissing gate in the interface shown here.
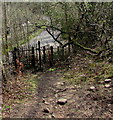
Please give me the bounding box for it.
[12,41,73,71]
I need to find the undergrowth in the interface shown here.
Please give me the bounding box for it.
[62,54,113,85]
[2,72,39,117]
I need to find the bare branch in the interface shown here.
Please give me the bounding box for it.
[46,28,63,46]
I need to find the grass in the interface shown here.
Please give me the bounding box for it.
[48,68,56,72]
[2,72,40,117]
[26,74,39,93]
[19,29,44,46]
[62,55,113,85]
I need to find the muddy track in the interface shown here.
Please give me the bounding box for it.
[10,70,113,118]
[25,71,61,118]
[10,71,61,118]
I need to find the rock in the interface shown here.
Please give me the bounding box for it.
[42,99,49,105]
[99,81,104,84]
[42,99,45,103]
[57,82,65,86]
[43,96,47,98]
[57,82,61,85]
[108,104,111,107]
[55,94,58,98]
[42,108,50,113]
[52,113,64,118]
[51,113,56,118]
[105,84,111,88]
[55,82,65,89]
[57,98,67,105]
[74,85,77,87]
[87,86,98,91]
[80,74,85,77]
[76,85,81,89]
[44,101,49,105]
[104,79,111,83]
[89,86,95,91]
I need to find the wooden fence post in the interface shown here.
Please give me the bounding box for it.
[36,44,38,60]
[57,46,60,55]
[43,46,46,63]
[13,47,17,69]
[31,47,35,70]
[28,45,30,64]
[25,46,28,64]
[38,41,41,69]
[50,46,53,67]
[17,48,20,60]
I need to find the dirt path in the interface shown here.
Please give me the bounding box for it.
[10,71,62,118]
[10,70,112,118]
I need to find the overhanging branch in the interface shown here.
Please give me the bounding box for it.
[46,28,63,46]
[73,41,99,54]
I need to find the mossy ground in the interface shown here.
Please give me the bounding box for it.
[2,72,40,117]
[62,54,113,85]
[2,52,113,118]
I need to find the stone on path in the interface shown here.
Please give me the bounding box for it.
[104,84,111,88]
[44,101,49,105]
[104,79,111,83]
[89,86,96,91]
[57,98,67,105]
[56,82,65,88]
[42,108,50,113]
[57,82,65,85]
